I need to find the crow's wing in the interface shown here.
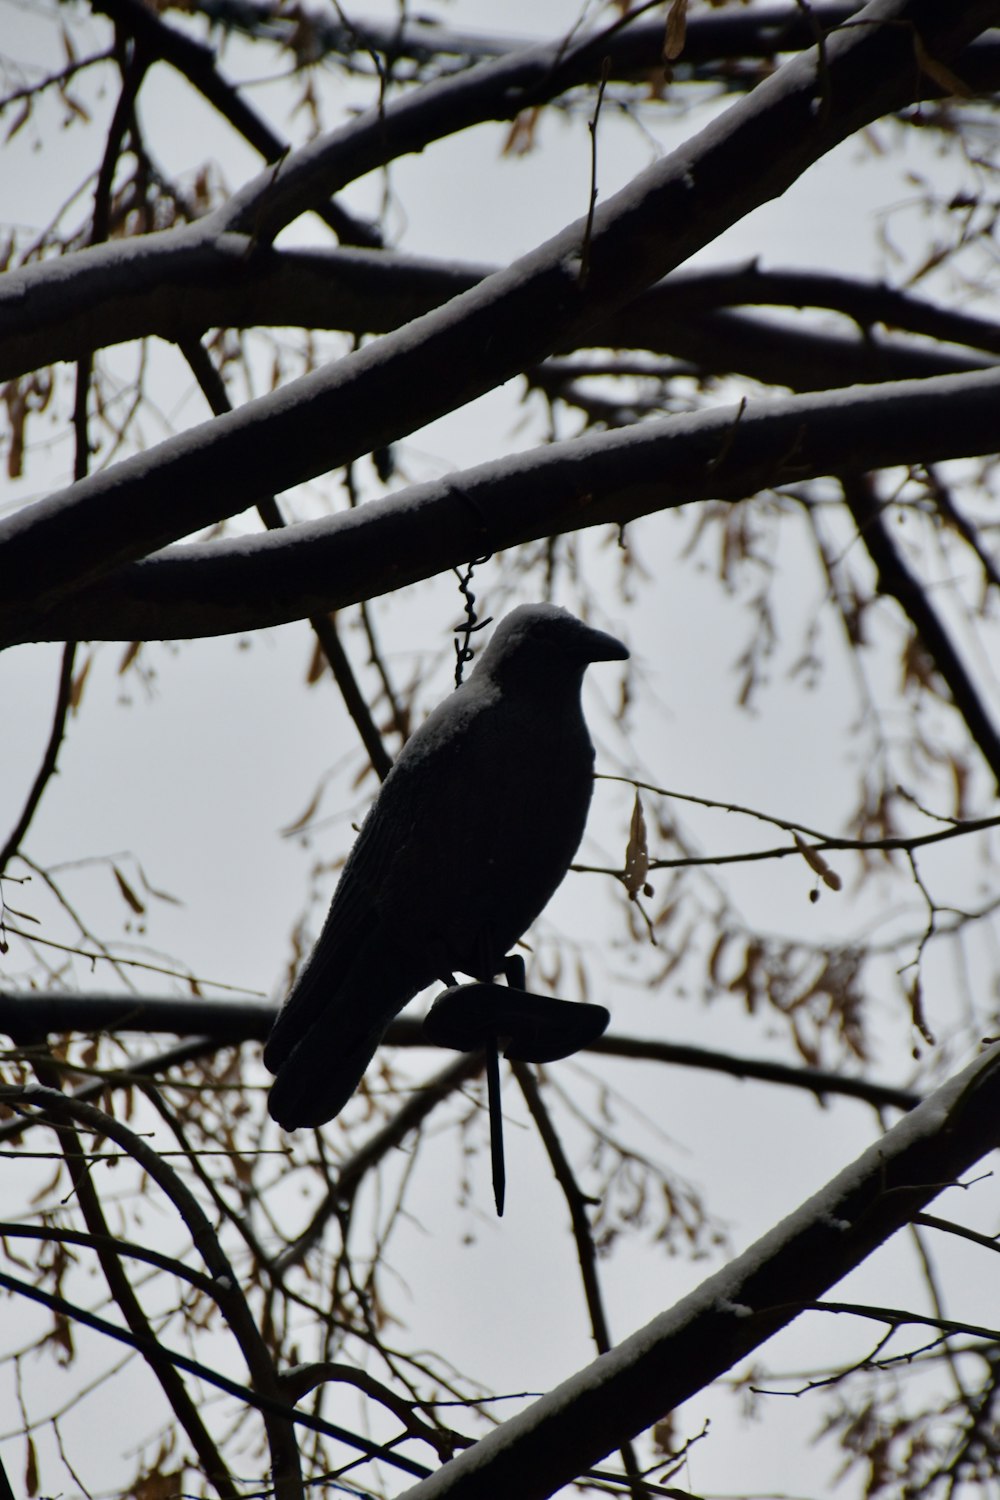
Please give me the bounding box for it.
[262,780,411,1074]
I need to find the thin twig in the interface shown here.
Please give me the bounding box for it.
[20,1060,242,1498]
[179,335,393,781]
[512,1060,649,1498]
[272,1050,484,1274]
[0,644,77,878]
[580,56,611,286]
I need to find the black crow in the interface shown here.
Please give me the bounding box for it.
[265,603,628,1129]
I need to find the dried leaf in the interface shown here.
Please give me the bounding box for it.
[51,1309,74,1365]
[908,974,936,1048]
[113,864,145,915]
[306,635,326,684]
[793,832,842,891]
[502,107,541,157]
[623,791,651,901]
[60,90,91,125]
[3,378,27,477]
[69,651,92,713]
[664,0,688,62]
[118,640,142,675]
[281,783,325,836]
[4,98,31,144]
[137,862,182,906]
[134,1469,185,1500]
[651,1414,676,1455]
[25,1435,38,1497]
[913,35,973,99]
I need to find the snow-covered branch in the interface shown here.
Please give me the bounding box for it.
[2,0,993,644]
[8,367,1000,646]
[4,240,995,388]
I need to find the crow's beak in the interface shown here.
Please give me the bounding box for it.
[581,624,629,663]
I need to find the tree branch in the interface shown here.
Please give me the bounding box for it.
[512,1061,649,1497]
[0,1254,429,1478]
[272,1051,485,1274]
[180,336,392,779]
[2,0,995,636]
[7,365,1000,646]
[22,1062,243,1499]
[3,242,997,387]
[0,992,922,1113]
[396,1041,1000,1500]
[843,473,1000,791]
[0,643,77,875]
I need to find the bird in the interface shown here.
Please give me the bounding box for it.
[264,603,628,1129]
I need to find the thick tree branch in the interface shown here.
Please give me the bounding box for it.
[396,1042,1000,1500]
[4,240,996,388]
[175,1,1000,91]
[214,0,998,246]
[0,994,922,1113]
[8,366,1000,646]
[2,0,995,636]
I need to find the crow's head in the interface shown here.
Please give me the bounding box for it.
[475,604,628,689]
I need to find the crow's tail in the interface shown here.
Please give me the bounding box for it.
[265,939,419,1130]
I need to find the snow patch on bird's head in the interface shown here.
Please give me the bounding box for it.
[475,604,628,686]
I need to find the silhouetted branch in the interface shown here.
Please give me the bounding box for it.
[512,1061,650,1498]
[0,644,77,876]
[9,364,1000,647]
[0,1263,429,1477]
[2,1081,431,1482]
[582,1035,921,1112]
[0,992,922,1112]
[5,244,997,386]
[20,1063,244,1499]
[272,1051,484,1274]
[280,1360,469,1461]
[843,473,1000,792]
[92,0,379,245]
